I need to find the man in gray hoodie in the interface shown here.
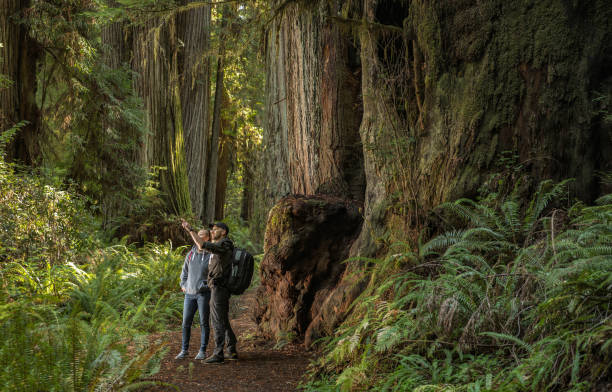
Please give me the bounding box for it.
[175,228,212,360]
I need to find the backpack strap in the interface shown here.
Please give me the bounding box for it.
[187,248,194,264]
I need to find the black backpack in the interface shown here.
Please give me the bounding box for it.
[226,247,254,295]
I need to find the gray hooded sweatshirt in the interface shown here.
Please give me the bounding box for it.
[180,246,211,295]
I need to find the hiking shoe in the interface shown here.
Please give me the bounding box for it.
[195,350,207,360]
[175,350,188,360]
[203,355,224,364]
[227,351,238,360]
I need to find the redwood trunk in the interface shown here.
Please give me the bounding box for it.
[205,5,231,223]
[259,0,612,344]
[214,126,234,220]
[178,1,212,220]
[133,17,191,215]
[0,0,40,165]
[263,0,364,206]
[205,55,225,223]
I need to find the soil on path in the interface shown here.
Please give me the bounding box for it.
[143,289,314,392]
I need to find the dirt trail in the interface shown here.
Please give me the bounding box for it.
[144,289,313,391]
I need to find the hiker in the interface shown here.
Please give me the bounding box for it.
[181,219,238,364]
[175,228,212,360]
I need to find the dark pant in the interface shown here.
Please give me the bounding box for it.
[181,291,211,352]
[211,285,237,358]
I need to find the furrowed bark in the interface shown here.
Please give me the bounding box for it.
[204,4,231,223]
[0,0,40,165]
[133,17,191,216]
[259,0,612,344]
[178,0,212,221]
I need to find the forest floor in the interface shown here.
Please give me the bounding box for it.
[142,288,313,391]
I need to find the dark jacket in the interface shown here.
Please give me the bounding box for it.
[180,246,211,295]
[201,237,234,288]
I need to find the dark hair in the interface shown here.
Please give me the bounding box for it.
[208,222,229,235]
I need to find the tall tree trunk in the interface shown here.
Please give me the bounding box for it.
[178,1,212,221]
[133,17,191,216]
[263,0,364,208]
[240,139,255,222]
[0,0,40,165]
[259,0,612,343]
[258,0,365,342]
[263,10,291,206]
[99,7,140,227]
[100,10,131,70]
[204,5,231,223]
[214,123,234,220]
[205,55,224,223]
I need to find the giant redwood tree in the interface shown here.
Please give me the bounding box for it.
[258,0,612,343]
[132,16,192,216]
[131,3,216,218]
[178,0,212,220]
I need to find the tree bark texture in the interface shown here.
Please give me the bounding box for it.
[259,0,612,342]
[215,123,234,220]
[0,0,40,165]
[359,0,612,228]
[100,9,131,70]
[254,195,362,340]
[132,17,191,216]
[205,54,225,223]
[205,5,233,223]
[99,8,149,228]
[263,0,364,207]
[178,1,212,221]
[240,139,256,222]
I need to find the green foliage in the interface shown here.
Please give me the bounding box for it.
[0,160,99,269]
[0,155,184,390]
[0,121,27,159]
[216,1,267,244]
[304,180,612,391]
[0,42,11,89]
[0,244,183,391]
[25,0,148,227]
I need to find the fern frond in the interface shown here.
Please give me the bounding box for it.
[420,230,466,256]
[480,331,533,352]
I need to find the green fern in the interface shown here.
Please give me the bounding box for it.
[305,180,612,391]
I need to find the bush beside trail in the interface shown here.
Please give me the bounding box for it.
[0,158,185,391]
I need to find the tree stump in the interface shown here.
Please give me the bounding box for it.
[254,195,362,342]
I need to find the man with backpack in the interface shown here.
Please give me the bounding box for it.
[175,228,212,360]
[181,220,238,364]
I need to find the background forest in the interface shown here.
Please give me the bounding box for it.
[1,0,612,391]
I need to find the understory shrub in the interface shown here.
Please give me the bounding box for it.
[0,157,185,390]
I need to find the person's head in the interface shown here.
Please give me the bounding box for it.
[209,222,229,240]
[197,228,211,242]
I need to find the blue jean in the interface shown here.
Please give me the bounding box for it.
[181,291,211,352]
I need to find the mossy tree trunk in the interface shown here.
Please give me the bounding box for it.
[214,123,234,220]
[204,4,232,223]
[260,0,612,342]
[133,17,191,216]
[0,0,40,165]
[99,6,144,227]
[361,0,612,235]
[178,0,212,220]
